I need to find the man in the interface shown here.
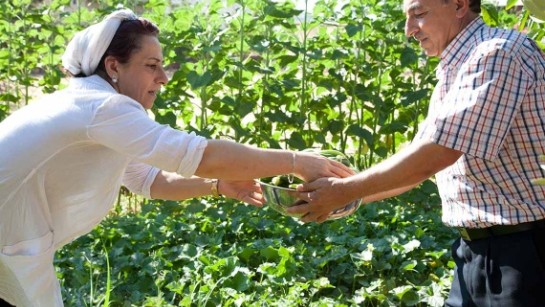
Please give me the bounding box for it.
[289,0,545,305]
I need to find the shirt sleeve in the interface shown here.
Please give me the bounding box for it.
[423,44,530,161]
[87,94,208,177]
[122,161,161,198]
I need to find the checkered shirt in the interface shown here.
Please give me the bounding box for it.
[415,18,545,228]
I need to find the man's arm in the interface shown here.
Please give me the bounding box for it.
[289,139,463,222]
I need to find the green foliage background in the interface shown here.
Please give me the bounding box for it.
[1,0,543,305]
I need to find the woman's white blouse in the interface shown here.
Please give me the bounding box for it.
[0,75,207,306]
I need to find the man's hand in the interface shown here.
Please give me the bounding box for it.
[219,179,265,207]
[287,177,359,223]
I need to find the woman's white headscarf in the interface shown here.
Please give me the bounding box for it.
[62,9,138,76]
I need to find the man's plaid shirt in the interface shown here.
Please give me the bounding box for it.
[415,18,545,228]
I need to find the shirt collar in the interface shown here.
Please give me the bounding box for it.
[69,74,117,93]
[440,17,485,67]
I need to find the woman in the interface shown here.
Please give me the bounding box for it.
[0,9,352,306]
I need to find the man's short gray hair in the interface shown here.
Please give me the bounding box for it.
[441,0,481,14]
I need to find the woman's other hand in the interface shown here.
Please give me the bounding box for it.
[218,179,265,207]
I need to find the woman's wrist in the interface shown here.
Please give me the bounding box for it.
[211,179,221,197]
[291,152,297,174]
[205,178,221,197]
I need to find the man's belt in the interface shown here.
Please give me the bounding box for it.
[457,220,545,241]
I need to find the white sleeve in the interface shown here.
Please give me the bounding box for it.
[122,161,161,198]
[87,95,208,178]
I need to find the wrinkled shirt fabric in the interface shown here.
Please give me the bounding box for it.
[415,18,545,228]
[0,75,207,306]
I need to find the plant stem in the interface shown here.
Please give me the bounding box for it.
[301,0,309,146]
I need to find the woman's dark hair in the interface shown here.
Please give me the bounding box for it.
[92,18,159,77]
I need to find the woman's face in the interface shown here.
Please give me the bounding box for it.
[114,35,168,109]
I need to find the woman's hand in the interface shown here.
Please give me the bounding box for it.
[218,179,265,207]
[292,152,355,182]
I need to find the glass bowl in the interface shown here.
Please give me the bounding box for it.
[258,181,361,220]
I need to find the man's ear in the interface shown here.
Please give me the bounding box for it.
[454,0,470,17]
[103,56,119,79]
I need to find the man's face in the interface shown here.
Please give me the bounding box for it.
[404,0,462,57]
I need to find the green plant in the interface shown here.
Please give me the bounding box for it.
[56,182,455,306]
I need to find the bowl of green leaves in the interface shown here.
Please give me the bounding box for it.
[259,149,361,220]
